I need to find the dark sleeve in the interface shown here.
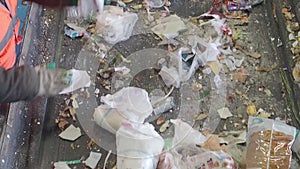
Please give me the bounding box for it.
[0,65,40,103]
[25,0,78,8]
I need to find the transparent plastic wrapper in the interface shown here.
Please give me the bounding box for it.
[96,6,138,44]
[159,47,199,88]
[116,122,164,169]
[170,119,236,169]
[66,0,104,19]
[246,116,297,169]
[145,0,164,8]
[292,132,300,161]
[188,35,220,66]
[159,66,180,88]
[93,87,153,133]
[157,152,177,169]
[59,69,91,94]
[152,96,175,115]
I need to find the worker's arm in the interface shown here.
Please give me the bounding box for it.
[0,65,39,103]
[24,0,78,8]
[0,65,71,103]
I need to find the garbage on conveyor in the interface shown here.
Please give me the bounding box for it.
[151,15,187,39]
[59,124,82,141]
[64,22,87,38]
[144,0,164,8]
[225,0,264,11]
[59,69,91,94]
[54,159,81,169]
[156,119,237,169]
[67,0,104,19]
[84,151,102,169]
[93,87,153,133]
[116,122,164,169]
[246,116,297,169]
[95,6,138,44]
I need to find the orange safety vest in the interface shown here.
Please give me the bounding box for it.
[0,0,21,70]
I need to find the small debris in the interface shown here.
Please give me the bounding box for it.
[257,108,271,118]
[116,53,131,64]
[246,102,257,116]
[64,28,84,38]
[54,159,81,169]
[95,88,100,95]
[59,124,82,141]
[70,143,75,150]
[264,88,272,96]
[217,107,233,119]
[87,139,95,149]
[57,118,69,130]
[235,90,249,100]
[159,120,170,133]
[236,46,261,59]
[219,130,247,145]
[54,162,71,169]
[156,117,166,126]
[59,110,70,118]
[84,152,102,169]
[233,67,248,82]
[103,150,112,169]
[194,113,209,121]
[70,94,79,109]
[203,134,221,151]
[63,106,77,121]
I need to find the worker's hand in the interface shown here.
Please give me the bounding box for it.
[36,67,72,97]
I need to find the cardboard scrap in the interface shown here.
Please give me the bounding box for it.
[217,107,233,119]
[151,15,186,39]
[84,152,102,169]
[54,162,71,169]
[59,124,82,141]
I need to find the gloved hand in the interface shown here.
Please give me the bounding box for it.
[35,67,72,97]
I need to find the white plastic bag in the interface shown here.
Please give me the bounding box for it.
[157,152,177,169]
[96,6,138,44]
[67,0,104,19]
[170,119,236,169]
[93,87,153,133]
[59,69,91,94]
[116,122,164,169]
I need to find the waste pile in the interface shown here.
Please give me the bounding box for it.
[50,0,300,168]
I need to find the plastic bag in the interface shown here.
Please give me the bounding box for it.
[169,119,236,169]
[59,69,91,94]
[157,152,177,169]
[93,87,153,133]
[145,0,164,8]
[67,0,104,19]
[116,122,164,169]
[292,132,300,161]
[96,6,138,44]
[246,116,297,169]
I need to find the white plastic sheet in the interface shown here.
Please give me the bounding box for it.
[96,6,138,44]
[59,69,91,94]
[93,87,153,133]
[116,122,164,169]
